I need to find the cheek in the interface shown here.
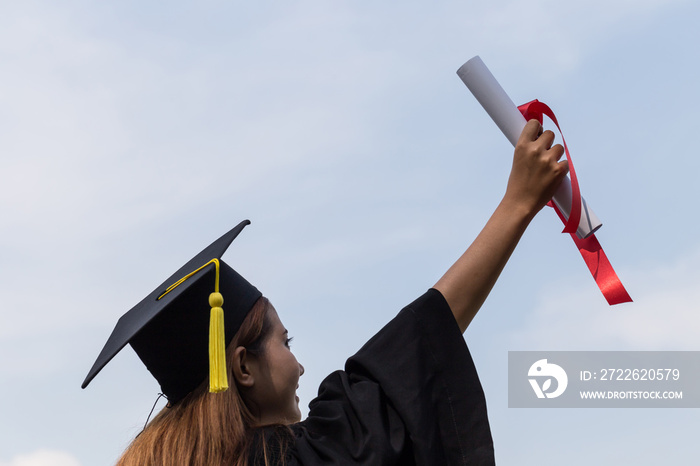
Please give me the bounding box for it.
[268,350,299,390]
[277,358,301,407]
[283,353,301,386]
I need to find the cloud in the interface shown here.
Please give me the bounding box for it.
[0,450,81,466]
[512,245,700,350]
[0,0,399,244]
[447,0,690,76]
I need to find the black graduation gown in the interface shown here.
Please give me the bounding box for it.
[250,289,495,465]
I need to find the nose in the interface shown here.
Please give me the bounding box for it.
[299,362,305,377]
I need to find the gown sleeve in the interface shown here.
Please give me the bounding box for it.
[278,289,495,465]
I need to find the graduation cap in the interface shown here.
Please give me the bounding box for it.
[82,220,262,404]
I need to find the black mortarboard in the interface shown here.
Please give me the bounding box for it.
[81,220,262,404]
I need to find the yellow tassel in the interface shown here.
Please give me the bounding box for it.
[158,258,228,393]
[208,292,228,392]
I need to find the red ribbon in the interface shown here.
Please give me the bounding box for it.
[518,100,632,305]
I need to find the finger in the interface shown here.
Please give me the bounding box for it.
[550,144,565,161]
[557,159,570,176]
[518,119,543,143]
[537,130,556,150]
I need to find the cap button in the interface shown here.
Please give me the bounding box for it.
[209,292,224,308]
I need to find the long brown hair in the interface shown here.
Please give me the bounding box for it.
[117,296,274,466]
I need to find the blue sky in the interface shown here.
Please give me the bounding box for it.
[1,1,698,464]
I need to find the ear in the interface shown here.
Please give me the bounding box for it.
[231,346,255,388]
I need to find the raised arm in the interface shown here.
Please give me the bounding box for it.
[433,119,568,333]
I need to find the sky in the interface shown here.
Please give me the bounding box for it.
[1,0,698,464]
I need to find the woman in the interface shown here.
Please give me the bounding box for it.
[83,119,566,465]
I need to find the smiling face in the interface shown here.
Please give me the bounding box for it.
[240,305,304,426]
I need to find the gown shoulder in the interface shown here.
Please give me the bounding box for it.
[250,289,495,465]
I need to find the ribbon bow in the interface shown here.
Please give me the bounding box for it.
[518,100,632,306]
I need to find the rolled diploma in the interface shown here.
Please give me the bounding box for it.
[457,56,601,239]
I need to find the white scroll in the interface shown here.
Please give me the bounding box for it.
[457,56,601,239]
